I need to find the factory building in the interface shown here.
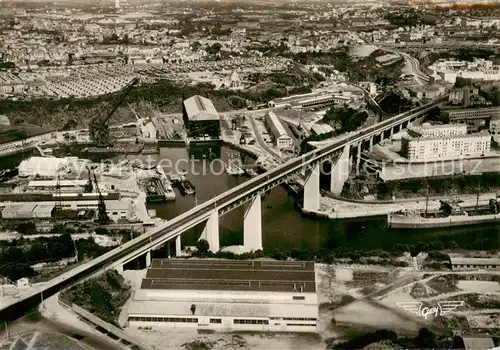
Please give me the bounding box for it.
[401,131,491,161]
[127,259,318,333]
[264,112,293,149]
[182,95,221,139]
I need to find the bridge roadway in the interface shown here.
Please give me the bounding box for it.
[0,95,448,323]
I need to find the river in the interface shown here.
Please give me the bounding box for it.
[132,145,500,252]
[2,146,498,252]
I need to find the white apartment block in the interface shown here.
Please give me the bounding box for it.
[408,123,467,138]
[430,58,500,84]
[402,132,491,161]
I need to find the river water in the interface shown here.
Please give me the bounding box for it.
[134,145,500,252]
[2,146,498,251]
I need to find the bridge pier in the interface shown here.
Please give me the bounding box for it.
[199,209,220,252]
[166,242,171,258]
[115,264,123,273]
[303,163,320,212]
[356,143,362,174]
[369,136,374,151]
[175,235,181,256]
[244,195,263,251]
[145,251,151,267]
[330,144,350,195]
[390,127,394,138]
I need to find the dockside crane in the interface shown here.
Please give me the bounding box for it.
[86,166,110,224]
[89,77,140,147]
[93,171,110,224]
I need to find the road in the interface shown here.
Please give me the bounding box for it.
[0,96,447,323]
[334,17,431,84]
[248,115,280,159]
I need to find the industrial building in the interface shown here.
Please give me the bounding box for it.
[310,124,334,136]
[27,179,89,193]
[268,91,351,110]
[1,203,55,219]
[441,106,500,123]
[401,124,491,161]
[450,257,500,271]
[0,199,131,222]
[0,125,56,154]
[264,112,293,149]
[182,95,221,139]
[127,259,318,333]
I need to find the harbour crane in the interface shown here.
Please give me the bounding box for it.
[86,165,109,224]
[89,77,140,147]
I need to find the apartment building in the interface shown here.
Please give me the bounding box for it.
[402,125,491,161]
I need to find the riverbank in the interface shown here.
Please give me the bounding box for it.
[305,192,499,220]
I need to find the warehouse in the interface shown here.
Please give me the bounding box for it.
[1,203,55,219]
[27,179,89,193]
[127,259,318,333]
[310,123,334,136]
[264,112,293,149]
[182,95,221,139]
[0,199,129,221]
[450,257,500,271]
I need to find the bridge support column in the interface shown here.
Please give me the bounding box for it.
[244,195,262,251]
[175,235,181,256]
[390,127,394,138]
[145,251,151,267]
[303,163,320,213]
[115,264,123,273]
[166,243,171,258]
[330,144,351,195]
[356,143,362,174]
[199,209,220,252]
[369,136,374,151]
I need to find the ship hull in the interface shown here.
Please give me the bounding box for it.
[388,213,500,229]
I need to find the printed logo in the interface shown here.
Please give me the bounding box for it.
[1,0,14,8]
[396,301,464,319]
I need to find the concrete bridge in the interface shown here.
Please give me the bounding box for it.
[0,95,448,323]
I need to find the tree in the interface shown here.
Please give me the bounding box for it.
[196,239,210,255]
[16,221,37,235]
[414,328,438,349]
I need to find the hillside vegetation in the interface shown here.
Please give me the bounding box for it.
[60,270,130,326]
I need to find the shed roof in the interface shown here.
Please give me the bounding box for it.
[462,336,495,350]
[141,259,316,293]
[450,257,500,266]
[311,124,333,135]
[183,95,219,121]
[33,204,55,215]
[265,111,288,139]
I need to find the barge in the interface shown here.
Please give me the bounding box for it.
[388,199,500,229]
